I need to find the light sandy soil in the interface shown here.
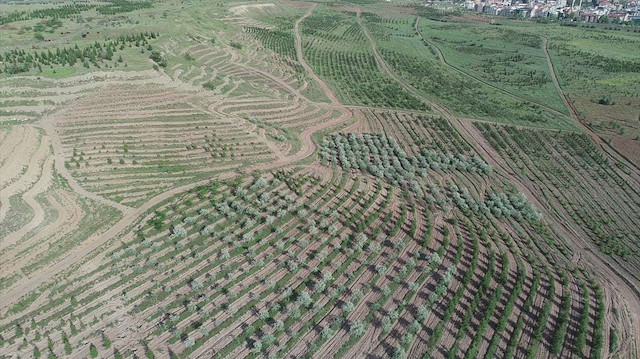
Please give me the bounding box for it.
[229,3,276,15]
[0,154,54,250]
[3,189,83,275]
[0,127,48,222]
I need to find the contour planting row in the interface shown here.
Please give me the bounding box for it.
[1,169,401,357]
[362,110,473,157]
[55,87,274,206]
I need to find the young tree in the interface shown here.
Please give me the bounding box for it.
[89,343,98,358]
[101,331,111,348]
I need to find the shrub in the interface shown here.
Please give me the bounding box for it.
[597,96,614,105]
[202,81,216,90]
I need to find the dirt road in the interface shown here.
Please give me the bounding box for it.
[415,17,571,120]
[541,36,640,174]
[293,3,342,105]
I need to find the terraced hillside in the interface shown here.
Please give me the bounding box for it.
[0,124,120,296]
[52,85,274,207]
[0,1,638,359]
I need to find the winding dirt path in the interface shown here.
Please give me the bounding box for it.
[414,17,571,120]
[357,11,441,114]
[0,155,54,249]
[541,37,574,115]
[293,3,341,105]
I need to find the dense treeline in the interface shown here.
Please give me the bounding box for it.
[0,4,93,25]
[1,32,158,74]
[0,1,153,25]
[244,27,296,59]
[449,185,542,221]
[96,0,153,15]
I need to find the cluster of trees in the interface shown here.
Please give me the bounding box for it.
[449,185,541,221]
[319,133,491,186]
[149,50,167,68]
[1,32,158,74]
[484,192,542,221]
[0,0,151,25]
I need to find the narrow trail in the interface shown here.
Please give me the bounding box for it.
[541,36,573,116]
[0,155,54,250]
[357,10,446,118]
[0,129,48,222]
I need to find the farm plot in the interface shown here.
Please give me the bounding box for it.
[539,25,640,138]
[0,1,637,358]
[52,85,276,207]
[358,11,576,130]
[299,8,427,110]
[0,69,166,124]
[359,109,475,157]
[475,123,640,276]
[414,18,568,114]
[0,167,613,359]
